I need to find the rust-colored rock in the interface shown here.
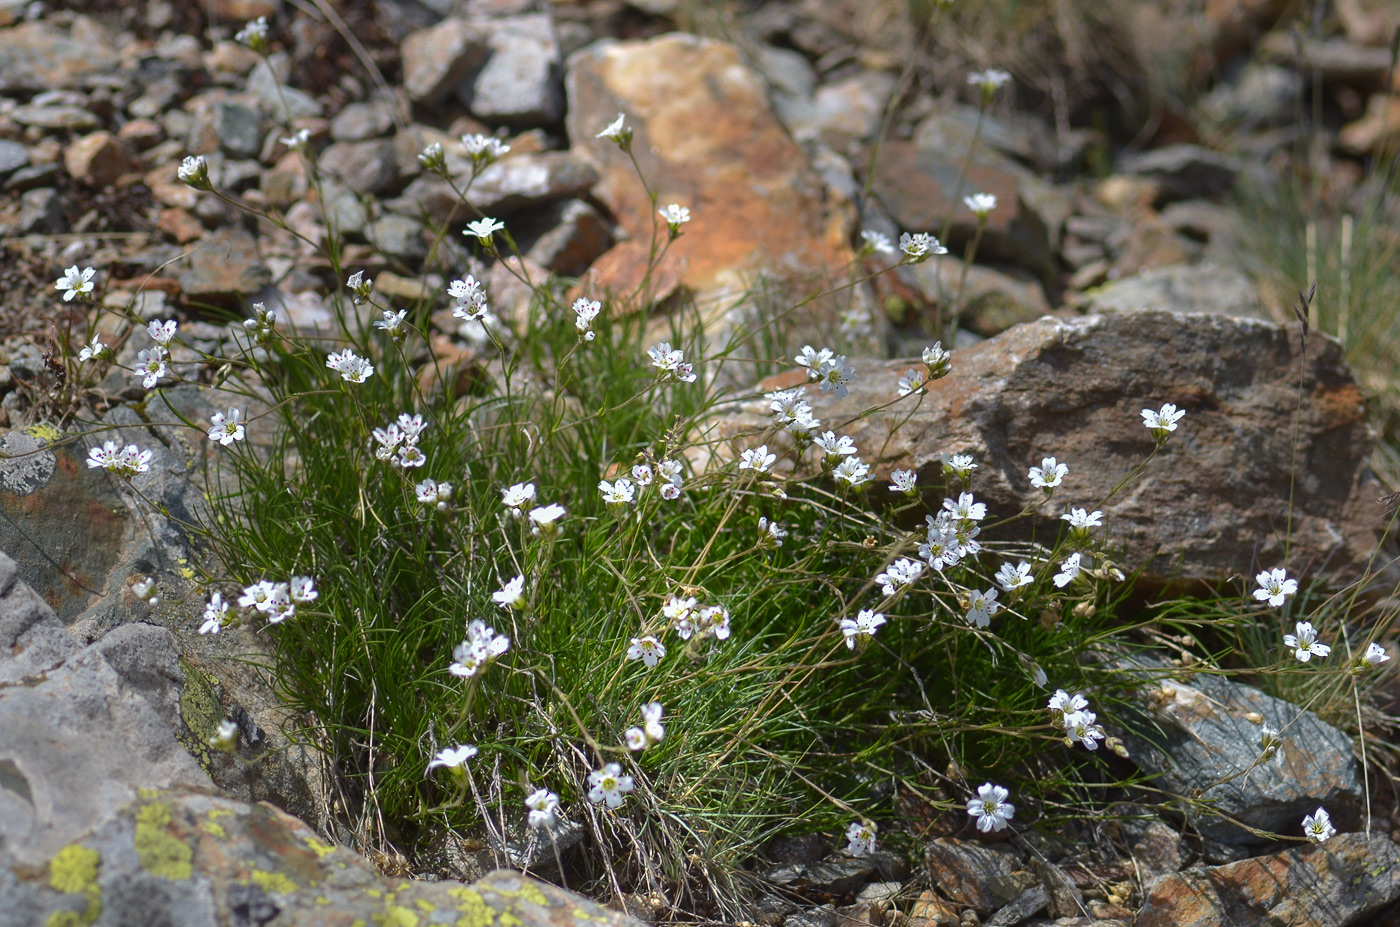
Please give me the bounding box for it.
[1136,832,1400,927]
[565,33,853,313]
[702,309,1384,587]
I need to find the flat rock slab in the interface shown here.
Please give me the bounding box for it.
[566,33,853,311]
[1120,662,1363,843]
[3,789,644,927]
[1136,832,1400,927]
[0,19,121,93]
[703,309,1383,587]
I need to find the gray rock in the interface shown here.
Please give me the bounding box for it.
[388,150,598,224]
[10,104,100,131]
[212,100,263,158]
[366,213,427,261]
[1132,820,1184,882]
[1117,144,1240,203]
[247,55,322,119]
[789,70,896,153]
[330,99,395,141]
[317,139,399,195]
[402,17,488,105]
[704,310,1384,587]
[0,19,120,93]
[1137,832,1400,927]
[785,904,838,927]
[4,162,60,193]
[13,187,64,234]
[176,230,272,304]
[903,254,1050,337]
[986,885,1049,926]
[925,838,1030,916]
[1085,263,1263,320]
[459,13,564,125]
[1120,661,1363,844]
[1200,63,1301,129]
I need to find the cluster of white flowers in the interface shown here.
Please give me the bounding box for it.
[373,412,429,468]
[449,274,493,325]
[234,15,269,53]
[86,440,153,479]
[223,575,317,630]
[461,133,509,170]
[923,342,952,379]
[625,701,666,751]
[415,478,453,511]
[573,298,601,341]
[243,302,277,343]
[648,342,697,383]
[875,557,924,597]
[1049,689,1105,751]
[449,619,510,677]
[920,491,987,571]
[132,576,158,604]
[767,386,821,441]
[326,348,374,383]
[795,345,857,399]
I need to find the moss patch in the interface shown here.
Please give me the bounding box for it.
[177,658,224,772]
[47,844,100,925]
[450,888,492,927]
[134,803,193,881]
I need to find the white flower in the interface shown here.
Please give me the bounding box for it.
[347,270,373,304]
[967,782,1014,833]
[374,309,408,341]
[264,584,295,624]
[600,478,636,507]
[920,516,962,571]
[658,203,690,234]
[244,302,276,342]
[897,368,925,397]
[525,789,560,830]
[449,275,490,322]
[625,702,666,751]
[943,492,986,523]
[840,609,886,650]
[87,440,154,479]
[922,342,951,379]
[133,576,158,603]
[758,516,788,548]
[396,444,427,469]
[1053,552,1084,588]
[587,763,635,808]
[1048,689,1088,722]
[898,232,946,264]
[1302,807,1336,843]
[964,193,998,217]
[234,16,269,52]
[647,342,697,383]
[135,346,168,389]
[465,217,505,244]
[627,636,666,667]
[427,744,477,774]
[859,229,895,255]
[1062,508,1103,541]
[417,141,446,174]
[876,558,924,597]
[416,479,453,509]
[280,128,311,152]
[632,463,654,486]
[461,133,509,168]
[816,355,855,398]
[845,821,877,857]
[795,345,834,379]
[833,456,871,488]
[944,454,977,481]
[200,592,230,634]
[890,469,918,495]
[1064,710,1104,750]
[968,69,1012,98]
[449,620,510,677]
[573,298,601,340]
[740,445,777,473]
[493,574,526,610]
[1253,568,1297,607]
[145,320,177,346]
[325,349,374,383]
[664,595,699,639]
[1259,723,1282,760]
[502,482,536,518]
[1142,403,1185,443]
[529,503,566,536]
[290,576,318,603]
[814,431,858,461]
[1360,642,1391,669]
[658,459,684,486]
[696,604,731,641]
[996,561,1034,592]
[238,580,277,611]
[1284,621,1331,663]
[596,113,632,148]
[177,155,210,189]
[965,587,1001,628]
[209,719,239,753]
[208,408,245,446]
[1028,457,1067,490]
[78,337,107,361]
[660,481,681,501]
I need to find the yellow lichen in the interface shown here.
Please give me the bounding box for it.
[450,888,493,927]
[497,912,521,927]
[303,837,336,858]
[45,912,83,927]
[47,844,100,926]
[415,899,435,912]
[248,870,299,895]
[375,905,420,927]
[316,896,331,906]
[134,803,192,881]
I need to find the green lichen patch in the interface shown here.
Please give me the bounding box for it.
[303,837,337,858]
[47,844,101,925]
[449,888,492,927]
[134,803,193,881]
[176,658,224,772]
[374,905,420,927]
[248,869,300,895]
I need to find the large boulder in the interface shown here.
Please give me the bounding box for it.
[702,309,1384,587]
